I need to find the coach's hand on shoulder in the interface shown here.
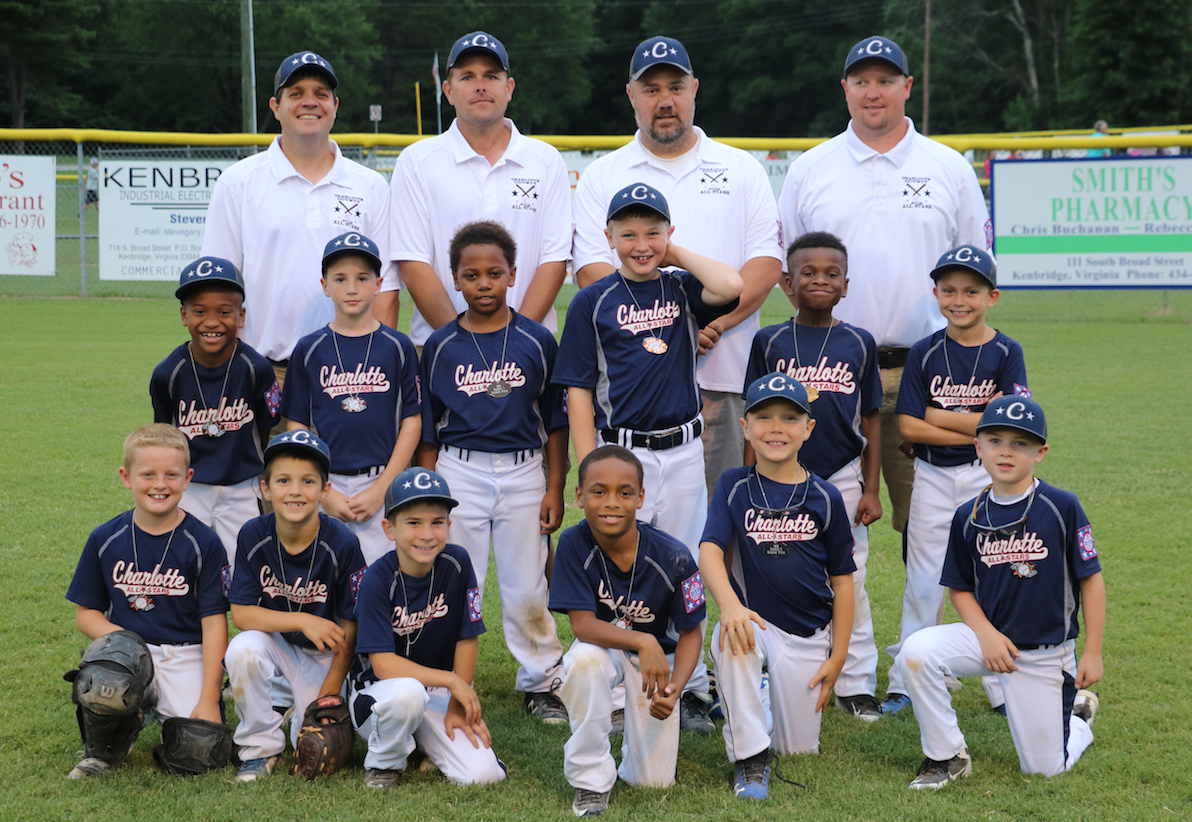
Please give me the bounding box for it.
[976,625,1019,674]
[718,603,766,656]
[322,487,356,523]
[301,614,347,652]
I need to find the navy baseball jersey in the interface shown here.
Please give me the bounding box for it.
[746,320,882,478]
[150,342,280,485]
[280,325,420,474]
[67,510,229,646]
[549,520,706,654]
[942,480,1102,647]
[230,512,367,650]
[420,312,567,452]
[702,467,856,637]
[896,329,1028,466]
[552,270,738,431]
[354,544,485,682]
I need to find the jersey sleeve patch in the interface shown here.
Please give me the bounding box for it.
[220,564,232,600]
[350,567,367,604]
[681,572,705,613]
[1077,525,1097,560]
[266,380,281,416]
[1013,383,1031,397]
[467,587,483,622]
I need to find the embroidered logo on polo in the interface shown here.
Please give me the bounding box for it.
[177,397,255,440]
[902,176,933,209]
[775,356,857,395]
[259,567,329,605]
[332,194,364,230]
[391,592,450,635]
[929,375,997,409]
[699,166,730,195]
[510,176,541,212]
[455,361,527,397]
[112,562,191,599]
[977,531,1048,568]
[596,580,656,624]
[743,509,818,545]
[319,364,391,399]
[616,300,680,334]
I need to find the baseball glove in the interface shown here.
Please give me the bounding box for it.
[295,695,353,780]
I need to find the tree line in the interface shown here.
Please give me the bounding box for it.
[4,0,1189,136]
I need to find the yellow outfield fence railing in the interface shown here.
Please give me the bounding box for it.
[1,126,1190,298]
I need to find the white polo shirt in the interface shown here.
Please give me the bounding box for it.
[201,137,394,361]
[572,127,782,394]
[390,118,572,345]
[779,117,990,349]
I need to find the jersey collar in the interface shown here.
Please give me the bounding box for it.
[267,135,350,186]
[627,126,709,173]
[445,117,527,168]
[844,116,918,167]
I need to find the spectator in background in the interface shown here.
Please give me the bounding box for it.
[85,158,99,211]
[1087,120,1111,158]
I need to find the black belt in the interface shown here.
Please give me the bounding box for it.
[338,464,385,477]
[1016,643,1060,651]
[877,347,909,369]
[601,419,702,451]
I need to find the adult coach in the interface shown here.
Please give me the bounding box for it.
[778,35,990,712]
[385,31,571,345]
[202,51,393,381]
[572,35,782,499]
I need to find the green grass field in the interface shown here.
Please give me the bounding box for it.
[0,287,1189,820]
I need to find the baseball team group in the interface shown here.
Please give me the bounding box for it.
[61,28,1106,816]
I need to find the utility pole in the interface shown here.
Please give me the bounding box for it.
[240,0,258,134]
[923,0,931,135]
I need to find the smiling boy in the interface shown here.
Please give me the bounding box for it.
[151,256,280,563]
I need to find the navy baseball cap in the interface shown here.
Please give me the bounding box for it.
[630,36,693,80]
[977,395,1047,443]
[843,36,909,78]
[448,31,510,72]
[263,430,331,475]
[384,468,459,517]
[607,182,671,222]
[322,232,382,276]
[175,256,244,300]
[744,373,812,415]
[274,51,337,97]
[930,244,997,287]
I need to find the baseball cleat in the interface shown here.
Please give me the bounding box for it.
[524,691,569,725]
[944,675,964,691]
[236,754,280,782]
[363,767,402,789]
[909,748,971,789]
[836,693,883,721]
[572,787,611,817]
[733,749,773,800]
[881,693,913,715]
[67,757,114,779]
[1073,689,1099,728]
[610,709,625,735]
[679,693,715,734]
[991,703,1007,717]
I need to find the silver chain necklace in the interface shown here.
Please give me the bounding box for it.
[275,520,320,613]
[463,308,513,398]
[620,273,669,355]
[331,326,375,413]
[128,509,182,611]
[791,317,831,402]
[595,533,640,630]
[397,565,436,653]
[942,333,986,400]
[187,340,237,437]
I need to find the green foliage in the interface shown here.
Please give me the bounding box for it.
[0,0,99,127]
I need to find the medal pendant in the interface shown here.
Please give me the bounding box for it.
[642,337,668,355]
[765,541,789,557]
[487,380,512,398]
[129,595,155,612]
[204,422,224,438]
[342,396,367,413]
[805,385,820,403]
[612,617,632,630]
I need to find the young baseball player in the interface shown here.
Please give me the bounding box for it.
[280,232,421,566]
[151,256,280,563]
[225,430,367,782]
[700,374,856,800]
[549,445,706,817]
[350,467,506,789]
[553,182,742,732]
[65,424,229,778]
[417,220,568,722]
[884,245,1028,713]
[895,395,1104,787]
[745,231,883,721]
